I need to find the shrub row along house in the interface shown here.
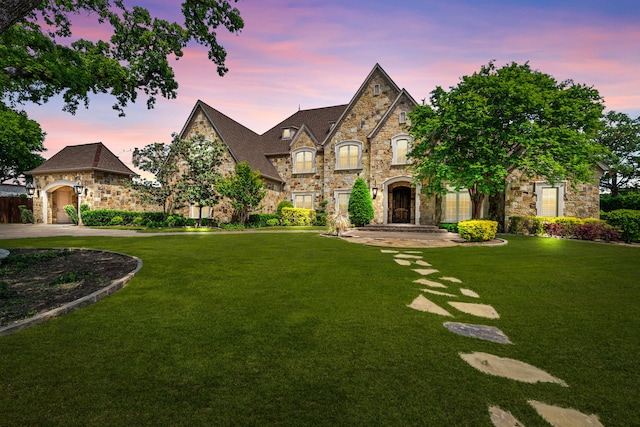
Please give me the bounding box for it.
[27,64,604,226]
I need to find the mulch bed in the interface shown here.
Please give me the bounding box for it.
[1,248,138,326]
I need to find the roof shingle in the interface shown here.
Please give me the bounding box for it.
[26,142,135,176]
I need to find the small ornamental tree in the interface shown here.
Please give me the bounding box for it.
[217,161,266,225]
[348,178,374,226]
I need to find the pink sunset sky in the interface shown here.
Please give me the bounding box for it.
[19,0,640,172]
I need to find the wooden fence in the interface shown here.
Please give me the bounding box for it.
[0,197,34,223]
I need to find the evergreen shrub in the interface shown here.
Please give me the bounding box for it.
[247,213,280,228]
[18,205,34,224]
[276,200,293,216]
[348,178,374,226]
[601,209,640,243]
[457,220,498,242]
[281,207,315,226]
[63,205,78,224]
[600,192,640,212]
[109,216,124,225]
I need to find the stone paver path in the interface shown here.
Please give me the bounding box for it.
[385,249,605,426]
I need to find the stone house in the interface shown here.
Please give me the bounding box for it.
[26,142,150,224]
[178,64,603,227]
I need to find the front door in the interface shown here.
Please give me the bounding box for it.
[54,188,72,224]
[392,187,411,223]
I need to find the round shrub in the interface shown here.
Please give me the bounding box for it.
[277,200,293,216]
[458,220,498,242]
[266,218,279,227]
[109,216,124,225]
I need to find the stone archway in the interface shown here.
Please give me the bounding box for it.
[41,181,78,224]
[382,176,421,225]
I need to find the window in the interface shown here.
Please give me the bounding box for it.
[443,189,472,223]
[282,128,292,140]
[293,194,314,209]
[293,149,315,173]
[392,136,409,165]
[373,84,380,96]
[335,141,362,170]
[399,111,406,124]
[535,183,565,217]
[334,191,351,214]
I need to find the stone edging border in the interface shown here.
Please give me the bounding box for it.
[0,248,143,338]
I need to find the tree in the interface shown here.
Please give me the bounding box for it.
[0,103,45,182]
[131,141,180,217]
[407,61,607,219]
[1,1,243,116]
[217,162,266,225]
[597,111,640,197]
[348,178,374,226]
[174,134,224,226]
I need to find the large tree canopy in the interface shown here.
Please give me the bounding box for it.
[597,111,640,197]
[0,0,243,115]
[407,61,607,219]
[0,104,45,182]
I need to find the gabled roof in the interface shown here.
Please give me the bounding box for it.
[321,63,401,146]
[289,124,320,149]
[261,105,347,155]
[368,89,419,139]
[183,100,283,183]
[26,142,135,176]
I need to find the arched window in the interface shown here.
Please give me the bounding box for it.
[335,141,363,170]
[292,149,315,174]
[392,135,410,165]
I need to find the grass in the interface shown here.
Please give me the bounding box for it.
[0,234,638,426]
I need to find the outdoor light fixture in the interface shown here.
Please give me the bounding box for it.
[73,182,85,226]
[26,183,36,196]
[73,182,84,195]
[372,180,378,199]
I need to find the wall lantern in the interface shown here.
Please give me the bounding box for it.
[372,182,378,199]
[73,182,84,195]
[26,183,36,197]
[73,182,85,226]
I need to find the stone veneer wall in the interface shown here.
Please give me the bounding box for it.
[323,70,399,216]
[31,171,159,224]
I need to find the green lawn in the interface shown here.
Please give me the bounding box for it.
[0,234,638,426]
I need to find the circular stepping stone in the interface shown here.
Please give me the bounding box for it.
[444,322,511,344]
[448,302,500,319]
[488,406,525,427]
[528,401,603,427]
[460,352,568,386]
[408,295,453,317]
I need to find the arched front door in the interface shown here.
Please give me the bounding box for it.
[391,186,411,223]
[52,187,73,223]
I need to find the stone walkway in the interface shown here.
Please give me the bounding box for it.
[382,248,604,426]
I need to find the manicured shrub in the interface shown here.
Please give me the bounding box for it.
[18,205,34,224]
[439,223,458,233]
[220,223,245,230]
[315,213,327,226]
[247,213,280,228]
[109,216,124,225]
[603,209,640,243]
[348,178,374,227]
[63,205,78,225]
[457,220,498,242]
[80,204,90,213]
[266,218,279,227]
[276,200,293,216]
[600,192,640,212]
[281,207,315,226]
[572,223,621,242]
[81,210,165,226]
[133,216,147,226]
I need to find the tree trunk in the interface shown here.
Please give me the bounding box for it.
[0,0,43,34]
[469,185,485,219]
[488,192,505,232]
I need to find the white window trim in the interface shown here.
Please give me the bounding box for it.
[335,140,363,170]
[292,191,315,209]
[391,134,411,165]
[399,111,406,124]
[292,148,316,174]
[534,181,565,217]
[442,189,472,223]
[333,189,352,215]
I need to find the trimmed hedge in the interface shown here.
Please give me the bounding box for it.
[601,210,640,243]
[457,220,498,242]
[281,207,315,226]
[508,215,622,242]
[247,213,280,228]
[81,210,166,226]
[600,193,640,212]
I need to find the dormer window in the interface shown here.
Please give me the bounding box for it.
[399,111,406,124]
[329,121,336,131]
[282,128,292,140]
[373,84,380,96]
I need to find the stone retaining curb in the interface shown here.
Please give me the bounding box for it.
[0,249,143,338]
